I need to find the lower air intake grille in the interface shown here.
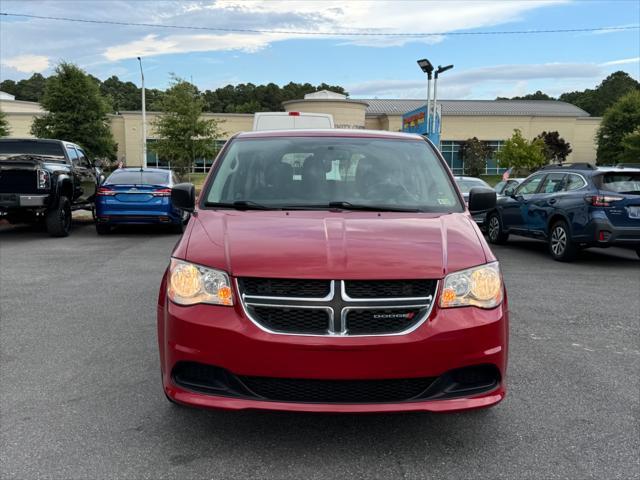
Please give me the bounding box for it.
[239,376,435,403]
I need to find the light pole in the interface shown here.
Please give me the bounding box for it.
[137,56,147,168]
[416,59,434,133]
[432,64,454,135]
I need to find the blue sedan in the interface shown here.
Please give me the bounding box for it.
[95,168,188,234]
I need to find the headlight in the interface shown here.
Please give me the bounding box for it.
[168,258,233,306]
[439,262,502,309]
[37,169,50,190]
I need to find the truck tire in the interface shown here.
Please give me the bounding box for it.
[548,220,577,262]
[45,196,72,237]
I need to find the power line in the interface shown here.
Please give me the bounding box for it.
[1,12,638,37]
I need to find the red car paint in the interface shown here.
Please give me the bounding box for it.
[158,130,508,413]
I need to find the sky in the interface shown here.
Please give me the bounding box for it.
[0,0,639,100]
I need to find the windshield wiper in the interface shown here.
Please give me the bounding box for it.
[205,200,275,210]
[327,201,423,212]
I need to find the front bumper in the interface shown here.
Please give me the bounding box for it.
[157,274,509,413]
[0,193,49,209]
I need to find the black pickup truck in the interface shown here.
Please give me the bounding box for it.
[0,138,103,237]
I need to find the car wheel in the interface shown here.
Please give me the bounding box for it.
[549,220,577,262]
[45,196,72,237]
[486,212,508,244]
[95,223,111,235]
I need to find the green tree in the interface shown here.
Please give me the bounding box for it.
[0,108,10,136]
[0,79,18,96]
[596,90,640,164]
[496,129,547,174]
[100,76,141,112]
[497,90,554,101]
[620,128,640,164]
[534,131,572,163]
[31,62,116,159]
[560,71,640,116]
[459,137,493,177]
[152,76,222,177]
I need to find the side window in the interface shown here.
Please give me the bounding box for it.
[565,174,586,191]
[66,146,79,163]
[540,173,566,193]
[76,148,90,168]
[516,175,544,195]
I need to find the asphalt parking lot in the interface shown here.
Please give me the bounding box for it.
[1,218,638,480]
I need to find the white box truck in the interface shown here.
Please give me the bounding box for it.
[252,112,334,131]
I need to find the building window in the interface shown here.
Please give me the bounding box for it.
[144,139,226,172]
[440,140,507,176]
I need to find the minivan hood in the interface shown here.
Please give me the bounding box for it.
[183,210,490,280]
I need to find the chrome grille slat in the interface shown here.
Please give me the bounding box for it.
[238,278,437,337]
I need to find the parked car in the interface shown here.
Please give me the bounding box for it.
[95,167,187,234]
[454,176,493,226]
[158,129,507,413]
[485,163,640,261]
[253,111,334,131]
[0,138,100,237]
[494,178,524,195]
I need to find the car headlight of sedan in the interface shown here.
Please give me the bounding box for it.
[440,262,503,309]
[168,258,233,306]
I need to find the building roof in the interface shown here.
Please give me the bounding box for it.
[362,99,590,117]
[304,90,347,100]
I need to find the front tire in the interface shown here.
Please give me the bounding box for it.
[549,220,577,262]
[486,212,509,244]
[45,196,71,237]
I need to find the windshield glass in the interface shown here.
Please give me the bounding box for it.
[105,170,170,185]
[456,178,490,193]
[595,172,640,194]
[204,137,463,212]
[0,140,65,157]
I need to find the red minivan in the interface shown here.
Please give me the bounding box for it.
[158,129,508,413]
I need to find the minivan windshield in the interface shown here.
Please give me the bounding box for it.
[204,137,463,212]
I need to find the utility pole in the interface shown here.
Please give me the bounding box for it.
[137,57,147,168]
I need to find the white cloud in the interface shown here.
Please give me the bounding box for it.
[100,0,567,59]
[600,57,640,66]
[1,54,50,73]
[348,61,611,98]
[103,32,290,61]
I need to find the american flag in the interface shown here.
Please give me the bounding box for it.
[502,167,512,181]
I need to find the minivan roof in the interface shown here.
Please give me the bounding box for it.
[235,129,425,140]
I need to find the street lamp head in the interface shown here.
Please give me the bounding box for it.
[436,64,454,74]
[417,58,434,74]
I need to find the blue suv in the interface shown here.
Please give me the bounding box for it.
[485,164,640,261]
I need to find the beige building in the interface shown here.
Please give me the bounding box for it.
[1,90,600,175]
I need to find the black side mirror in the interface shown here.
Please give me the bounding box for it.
[503,187,515,197]
[172,183,196,212]
[468,187,496,213]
